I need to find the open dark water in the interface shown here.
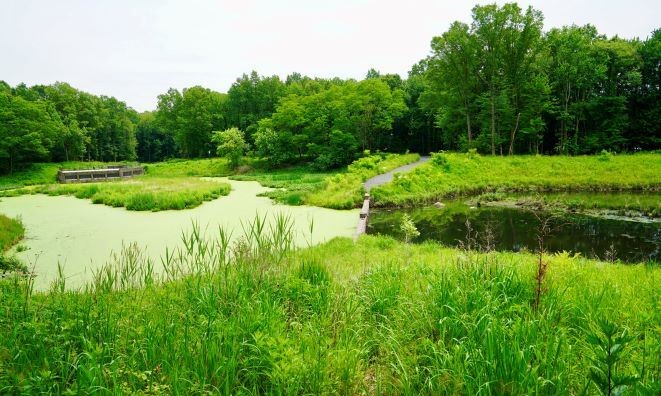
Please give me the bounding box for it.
[368,203,660,263]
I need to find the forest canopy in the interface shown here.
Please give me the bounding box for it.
[1,2,659,174]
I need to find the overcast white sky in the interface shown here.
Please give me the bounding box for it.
[1,0,659,111]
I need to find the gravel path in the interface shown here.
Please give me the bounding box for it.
[364,156,430,192]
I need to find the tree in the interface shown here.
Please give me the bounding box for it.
[629,29,661,149]
[546,25,607,153]
[226,71,286,138]
[136,112,176,162]
[155,86,226,158]
[0,90,63,174]
[255,79,405,169]
[423,3,547,154]
[426,21,479,148]
[472,3,546,155]
[212,127,248,169]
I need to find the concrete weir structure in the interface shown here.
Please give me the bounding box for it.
[354,193,370,241]
[57,165,144,183]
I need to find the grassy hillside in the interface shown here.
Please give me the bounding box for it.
[0,219,658,394]
[372,152,661,207]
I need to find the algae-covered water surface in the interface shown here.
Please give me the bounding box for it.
[0,178,358,289]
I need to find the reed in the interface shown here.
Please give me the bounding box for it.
[0,216,657,394]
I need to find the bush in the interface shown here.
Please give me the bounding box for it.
[430,152,448,167]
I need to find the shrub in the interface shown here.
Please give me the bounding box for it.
[431,152,448,167]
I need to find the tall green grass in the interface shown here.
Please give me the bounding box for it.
[1,218,658,394]
[235,153,421,209]
[0,155,421,211]
[144,158,234,178]
[231,166,333,206]
[306,153,421,209]
[0,214,26,273]
[372,153,661,207]
[1,178,231,211]
[473,191,661,217]
[0,214,24,252]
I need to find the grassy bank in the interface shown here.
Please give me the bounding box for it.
[0,159,236,211]
[0,214,24,252]
[233,153,420,209]
[144,158,233,178]
[0,178,231,211]
[0,154,419,211]
[372,153,661,207]
[0,219,658,394]
[472,191,661,218]
[0,214,26,273]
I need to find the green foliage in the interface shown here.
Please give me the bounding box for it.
[309,130,359,170]
[0,89,62,174]
[144,158,232,177]
[421,6,659,154]
[212,127,248,168]
[0,225,658,393]
[0,214,24,251]
[0,82,138,175]
[231,166,332,206]
[430,152,448,168]
[306,153,420,209]
[0,254,27,273]
[226,71,287,135]
[0,214,26,275]
[586,318,639,395]
[135,111,176,162]
[234,153,420,209]
[2,178,231,212]
[372,153,661,207]
[399,213,420,243]
[156,86,227,158]
[255,79,407,169]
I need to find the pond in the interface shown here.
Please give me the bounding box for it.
[0,178,358,290]
[368,198,660,263]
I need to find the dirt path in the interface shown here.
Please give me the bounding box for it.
[364,156,430,192]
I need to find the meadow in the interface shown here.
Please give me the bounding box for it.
[2,178,231,212]
[0,159,237,212]
[371,152,661,209]
[0,154,419,211]
[0,218,658,394]
[233,153,420,209]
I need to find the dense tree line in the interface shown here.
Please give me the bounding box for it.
[1,2,659,174]
[423,3,660,154]
[0,82,137,174]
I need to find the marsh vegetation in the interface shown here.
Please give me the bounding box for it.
[0,218,658,394]
[1,1,660,393]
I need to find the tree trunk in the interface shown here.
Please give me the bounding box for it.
[464,99,472,145]
[508,112,521,155]
[490,92,496,155]
[562,81,571,154]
